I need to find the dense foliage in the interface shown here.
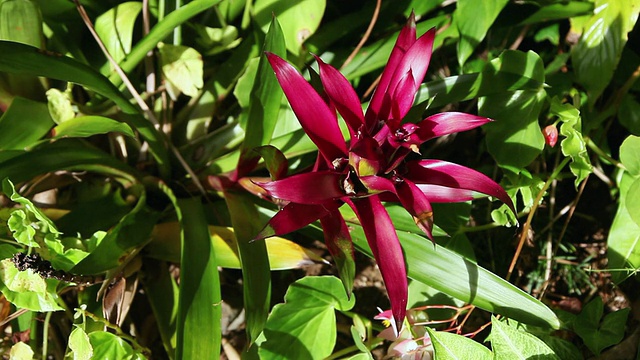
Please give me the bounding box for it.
[0,0,639,358]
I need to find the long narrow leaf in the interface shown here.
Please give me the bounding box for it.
[0,41,170,176]
[175,197,221,360]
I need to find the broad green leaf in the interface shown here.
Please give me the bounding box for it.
[427,328,492,360]
[608,136,640,283]
[88,331,138,360]
[480,51,545,169]
[619,95,640,135]
[571,0,640,105]
[625,177,640,228]
[0,258,63,311]
[488,317,559,359]
[454,0,509,66]
[109,0,224,87]
[238,17,286,164]
[620,135,640,175]
[224,191,271,344]
[158,43,203,98]
[234,57,260,109]
[0,41,169,176]
[258,276,355,360]
[0,139,138,187]
[46,88,74,124]
[347,224,560,329]
[175,197,221,360]
[0,97,53,151]
[51,116,135,139]
[412,49,545,117]
[482,88,546,169]
[68,326,93,360]
[550,98,592,186]
[254,0,325,56]
[148,223,326,270]
[9,341,34,360]
[72,185,160,274]
[573,297,630,356]
[95,2,142,74]
[7,210,38,247]
[519,1,594,25]
[2,178,60,237]
[194,24,242,55]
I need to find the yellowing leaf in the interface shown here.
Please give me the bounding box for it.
[158,43,203,98]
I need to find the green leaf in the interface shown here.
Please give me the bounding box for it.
[479,51,545,169]
[7,210,38,247]
[519,1,594,25]
[482,88,546,169]
[258,276,355,360]
[46,88,75,124]
[0,41,170,176]
[238,17,286,163]
[412,49,546,113]
[573,297,630,356]
[88,331,139,359]
[0,97,53,151]
[619,95,640,135]
[571,0,640,105]
[347,220,560,329]
[72,185,160,274]
[158,43,204,98]
[454,0,509,66]
[9,341,34,360]
[488,317,560,359]
[95,1,142,74]
[253,0,325,56]
[427,327,492,360]
[607,173,640,283]
[68,326,93,360]
[109,0,224,88]
[0,258,63,311]
[224,191,271,344]
[551,98,592,186]
[620,135,640,175]
[141,261,178,356]
[175,197,221,360]
[51,116,135,139]
[2,178,60,237]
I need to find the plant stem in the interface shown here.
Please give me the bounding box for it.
[506,157,570,282]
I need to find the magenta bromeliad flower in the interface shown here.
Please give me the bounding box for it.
[257,15,515,333]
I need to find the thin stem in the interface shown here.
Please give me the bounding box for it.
[340,0,381,70]
[81,309,152,356]
[506,157,570,282]
[42,311,52,359]
[586,138,625,169]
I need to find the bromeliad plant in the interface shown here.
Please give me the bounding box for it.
[258,15,515,332]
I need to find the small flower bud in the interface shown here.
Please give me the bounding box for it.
[543,125,558,147]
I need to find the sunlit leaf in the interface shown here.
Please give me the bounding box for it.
[0,259,63,311]
[427,327,492,360]
[68,326,93,360]
[488,317,560,359]
[0,97,53,151]
[570,0,640,105]
[9,341,34,360]
[158,43,204,98]
[95,2,142,73]
[88,331,139,359]
[254,0,325,56]
[46,88,75,124]
[51,116,135,139]
[259,276,355,359]
[550,98,592,186]
[454,0,509,66]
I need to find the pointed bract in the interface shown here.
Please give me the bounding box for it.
[256,202,339,239]
[257,171,345,204]
[396,179,434,239]
[349,196,407,334]
[266,53,347,162]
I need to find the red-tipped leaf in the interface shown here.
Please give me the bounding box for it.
[348,196,407,334]
[396,178,434,239]
[256,202,340,239]
[256,171,345,204]
[315,55,364,134]
[413,113,492,143]
[266,53,347,162]
[405,160,515,214]
[389,70,418,130]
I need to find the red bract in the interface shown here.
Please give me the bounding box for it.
[258,14,515,333]
[543,124,558,147]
